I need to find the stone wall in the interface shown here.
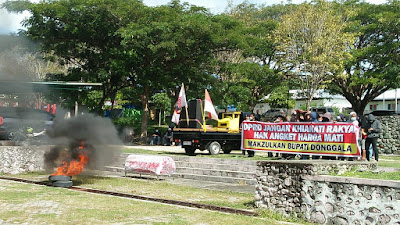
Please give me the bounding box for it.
[255,160,379,224]
[0,146,49,174]
[375,115,400,155]
[302,175,400,224]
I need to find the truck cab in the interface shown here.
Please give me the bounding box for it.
[216,112,241,133]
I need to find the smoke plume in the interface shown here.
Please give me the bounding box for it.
[44,114,122,172]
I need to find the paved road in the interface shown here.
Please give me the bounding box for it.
[124,145,183,153]
[124,144,271,156]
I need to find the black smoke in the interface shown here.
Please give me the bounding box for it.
[44,114,122,172]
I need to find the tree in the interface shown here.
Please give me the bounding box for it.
[118,2,229,138]
[266,86,296,109]
[328,1,400,115]
[151,92,171,126]
[2,0,137,112]
[0,35,67,107]
[274,1,355,111]
[211,2,281,111]
[3,0,225,139]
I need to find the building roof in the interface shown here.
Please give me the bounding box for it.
[261,88,400,101]
[290,89,346,100]
[372,89,400,101]
[0,81,102,94]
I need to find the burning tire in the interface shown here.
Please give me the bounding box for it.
[48,175,72,181]
[52,180,73,188]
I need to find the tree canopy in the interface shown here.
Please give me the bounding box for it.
[328,0,400,115]
[274,1,355,111]
[2,0,399,133]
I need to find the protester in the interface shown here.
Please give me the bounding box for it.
[255,110,262,121]
[247,114,256,157]
[290,111,297,122]
[365,114,381,161]
[310,112,317,122]
[346,112,361,161]
[163,128,174,146]
[322,112,332,122]
[301,112,318,160]
[150,128,161,145]
[350,112,359,126]
[242,115,251,156]
[339,113,346,122]
[320,112,336,160]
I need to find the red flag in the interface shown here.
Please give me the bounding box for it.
[204,90,218,120]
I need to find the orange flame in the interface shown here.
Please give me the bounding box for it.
[51,141,89,176]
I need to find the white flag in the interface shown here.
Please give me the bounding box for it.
[177,84,187,108]
[204,89,218,120]
[171,84,187,124]
[171,103,181,124]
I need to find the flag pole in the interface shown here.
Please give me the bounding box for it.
[202,89,206,132]
[183,83,189,126]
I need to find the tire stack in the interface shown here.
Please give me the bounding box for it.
[48,175,73,188]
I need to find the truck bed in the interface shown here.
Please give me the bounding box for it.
[173,128,242,153]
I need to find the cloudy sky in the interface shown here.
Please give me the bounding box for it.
[0,0,388,34]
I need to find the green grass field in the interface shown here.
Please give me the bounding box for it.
[379,155,400,168]
[0,179,274,225]
[0,172,309,224]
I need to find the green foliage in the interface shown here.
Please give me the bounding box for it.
[379,156,400,169]
[151,92,171,111]
[328,1,400,115]
[274,1,355,111]
[338,171,400,181]
[258,209,310,224]
[266,86,295,109]
[112,109,142,128]
[331,106,341,116]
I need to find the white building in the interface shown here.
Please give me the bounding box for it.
[254,89,400,114]
[291,89,352,112]
[365,89,400,114]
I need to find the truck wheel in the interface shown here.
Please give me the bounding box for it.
[208,141,221,155]
[223,149,232,154]
[184,147,196,156]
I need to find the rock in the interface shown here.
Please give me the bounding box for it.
[332,216,348,225]
[378,214,391,224]
[369,207,381,213]
[284,178,291,186]
[365,217,374,225]
[325,202,334,213]
[311,210,326,224]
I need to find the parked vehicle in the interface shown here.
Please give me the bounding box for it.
[371,110,396,116]
[173,110,250,155]
[261,108,287,122]
[0,107,54,140]
[310,107,335,116]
